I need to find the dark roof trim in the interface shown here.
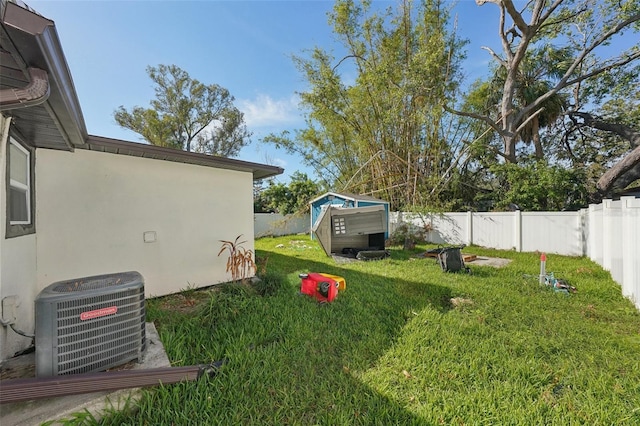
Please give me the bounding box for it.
[2,0,87,148]
[82,135,284,180]
[0,66,49,110]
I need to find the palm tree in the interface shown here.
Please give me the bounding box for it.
[467,45,573,161]
[511,46,573,159]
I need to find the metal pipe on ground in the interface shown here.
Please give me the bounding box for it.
[0,363,222,405]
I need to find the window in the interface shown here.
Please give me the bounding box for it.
[6,135,35,237]
[9,138,30,224]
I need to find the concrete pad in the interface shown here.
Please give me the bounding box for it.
[414,251,512,268]
[0,323,169,426]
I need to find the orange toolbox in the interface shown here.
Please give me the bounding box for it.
[299,273,346,303]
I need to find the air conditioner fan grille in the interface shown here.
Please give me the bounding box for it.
[48,271,143,293]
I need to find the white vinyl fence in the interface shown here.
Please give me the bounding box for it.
[254,197,639,310]
[390,198,639,310]
[254,213,309,238]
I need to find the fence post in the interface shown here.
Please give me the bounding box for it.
[602,199,613,272]
[588,203,601,263]
[621,196,639,307]
[579,208,588,256]
[514,210,522,252]
[466,211,473,246]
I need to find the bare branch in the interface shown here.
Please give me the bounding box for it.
[444,104,510,137]
[565,51,640,87]
[558,12,640,86]
[514,107,545,135]
[481,46,507,67]
[520,48,639,122]
[501,0,530,35]
[570,112,640,148]
[538,3,588,33]
[537,0,570,26]
[498,2,514,63]
[332,54,367,72]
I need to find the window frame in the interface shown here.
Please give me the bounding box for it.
[5,134,36,238]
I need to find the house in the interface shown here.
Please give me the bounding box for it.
[0,1,282,361]
[309,191,389,256]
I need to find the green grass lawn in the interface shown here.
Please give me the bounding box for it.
[95,235,639,425]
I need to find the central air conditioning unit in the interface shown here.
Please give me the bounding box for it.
[35,271,146,377]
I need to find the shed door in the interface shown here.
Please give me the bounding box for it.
[311,206,332,256]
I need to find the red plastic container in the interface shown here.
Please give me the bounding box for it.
[299,273,338,303]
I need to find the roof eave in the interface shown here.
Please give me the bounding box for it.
[1,1,87,149]
[83,135,284,180]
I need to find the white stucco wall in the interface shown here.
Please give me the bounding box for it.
[35,148,255,298]
[1,115,39,360]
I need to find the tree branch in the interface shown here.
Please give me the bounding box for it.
[332,54,367,72]
[567,111,640,194]
[444,104,511,137]
[597,147,640,194]
[569,112,640,148]
[537,0,570,26]
[518,12,640,120]
[537,2,587,33]
[514,106,545,135]
[557,12,640,87]
[481,46,507,67]
[565,51,640,87]
[501,0,530,35]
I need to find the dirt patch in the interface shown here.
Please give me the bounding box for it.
[464,256,512,268]
[415,251,512,268]
[450,297,474,308]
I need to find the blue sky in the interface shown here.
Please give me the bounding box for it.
[25,0,631,183]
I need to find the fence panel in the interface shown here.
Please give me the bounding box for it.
[588,203,604,265]
[254,213,309,238]
[521,212,582,255]
[471,212,514,250]
[430,213,467,245]
[602,200,624,284]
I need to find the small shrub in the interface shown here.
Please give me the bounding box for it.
[387,222,432,247]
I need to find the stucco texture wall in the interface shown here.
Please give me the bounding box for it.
[1,116,38,359]
[35,148,255,298]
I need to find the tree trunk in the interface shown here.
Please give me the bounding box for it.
[597,147,640,195]
[532,116,543,159]
[570,112,640,195]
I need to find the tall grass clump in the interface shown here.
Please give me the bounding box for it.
[252,271,287,297]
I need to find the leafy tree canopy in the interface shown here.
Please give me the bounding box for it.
[255,172,322,214]
[452,0,639,203]
[114,64,250,156]
[263,0,468,211]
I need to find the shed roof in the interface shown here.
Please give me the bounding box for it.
[309,191,389,205]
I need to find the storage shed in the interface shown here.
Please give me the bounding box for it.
[309,192,389,256]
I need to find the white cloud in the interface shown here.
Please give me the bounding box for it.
[237,94,301,129]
